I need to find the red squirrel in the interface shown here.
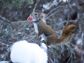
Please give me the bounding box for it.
[27,12,79,46]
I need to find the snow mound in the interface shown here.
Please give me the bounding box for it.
[10,40,47,63]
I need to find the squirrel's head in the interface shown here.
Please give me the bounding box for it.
[27,12,43,22]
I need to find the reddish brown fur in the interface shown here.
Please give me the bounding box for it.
[35,19,77,46]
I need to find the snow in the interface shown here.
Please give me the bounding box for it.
[76,38,82,45]
[43,1,58,10]
[40,33,47,42]
[74,46,81,53]
[10,40,47,63]
[0,61,9,63]
[62,0,68,2]
[41,43,47,52]
[43,3,51,10]
[43,0,68,10]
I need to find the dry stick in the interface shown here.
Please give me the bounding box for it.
[48,57,54,63]
[81,29,84,63]
[21,3,29,20]
[28,35,36,42]
[22,31,35,40]
[67,0,72,21]
[46,10,63,19]
[11,20,28,24]
[0,15,11,23]
[46,6,64,17]
[46,4,78,18]
[47,0,54,7]
[71,43,82,53]
[33,0,40,12]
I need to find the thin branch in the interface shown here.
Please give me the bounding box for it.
[46,10,63,19]
[0,15,11,23]
[21,3,29,20]
[33,0,40,12]
[46,4,79,19]
[48,56,54,63]
[46,6,64,17]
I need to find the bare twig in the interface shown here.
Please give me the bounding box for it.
[28,35,36,42]
[21,3,29,19]
[46,4,79,19]
[33,0,40,12]
[11,20,28,24]
[48,56,54,63]
[22,31,35,40]
[46,10,63,19]
[46,6,64,17]
[47,0,54,7]
[0,15,11,23]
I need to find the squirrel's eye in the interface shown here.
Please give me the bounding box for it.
[35,14,37,15]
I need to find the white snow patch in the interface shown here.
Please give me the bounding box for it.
[74,46,81,53]
[43,0,68,10]
[10,40,47,63]
[43,3,51,10]
[40,33,47,42]
[0,61,9,63]
[77,38,82,45]
[43,0,58,10]
[62,0,68,2]
[41,43,47,52]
